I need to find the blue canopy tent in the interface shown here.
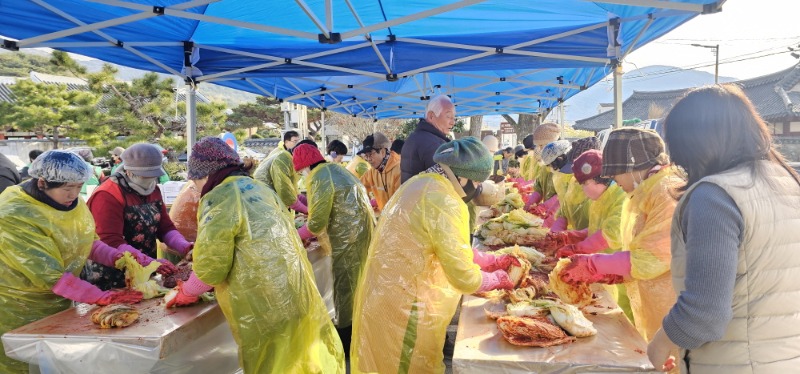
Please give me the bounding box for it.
[0,0,722,150]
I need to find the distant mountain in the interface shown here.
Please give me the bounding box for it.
[564,65,737,122]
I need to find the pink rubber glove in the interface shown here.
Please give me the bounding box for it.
[556,230,609,258]
[118,244,176,276]
[472,248,521,272]
[561,252,631,285]
[166,272,212,308]
[297,224,314,241]
[88,240,125,268]
[52,273,143,305]
[163,230,193,256]
[290,197,308,214]
[549,216,567,232]
[477,270,515,292]
[369,198,378,208]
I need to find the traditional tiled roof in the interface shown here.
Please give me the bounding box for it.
[575,63,800,131]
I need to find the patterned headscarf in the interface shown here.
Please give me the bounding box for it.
[188,137,242,180]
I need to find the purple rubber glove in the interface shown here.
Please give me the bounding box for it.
[52,273,143,305]
[297,194,308,206]
[472,248,521,272]
[88,240,124,268]
[556,230,609,258]
[163,230,193,256]
[524,191,542,210]
[165,272,212,308]
[297,224,314,241]
[561,252,631,285]
[477,270,515,292]
[290,197,308,214]
[549,216,568,232]
[541,195,560,213]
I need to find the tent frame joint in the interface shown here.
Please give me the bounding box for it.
[386,34,396,42]
[386,73,398,82]
[2,39,19,51]
[703,2,723,14]
[318,32,342,44]
[152,6,165,15]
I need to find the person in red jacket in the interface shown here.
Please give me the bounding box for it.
[82,143,192,290]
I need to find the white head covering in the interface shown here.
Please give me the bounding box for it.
[28,150,92,183]
[540,140,572,166]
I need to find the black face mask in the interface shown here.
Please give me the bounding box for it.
[461,179,483,204]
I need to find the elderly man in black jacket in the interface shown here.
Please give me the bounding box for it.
[400,95,455,183]
[0,153,21,194]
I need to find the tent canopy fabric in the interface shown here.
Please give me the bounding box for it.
[0,0,720,118]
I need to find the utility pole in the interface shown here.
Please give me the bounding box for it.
[692,43,720,84]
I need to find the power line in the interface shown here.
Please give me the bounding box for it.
[622,49,796,83]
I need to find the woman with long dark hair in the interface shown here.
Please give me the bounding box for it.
[648,84,800,372]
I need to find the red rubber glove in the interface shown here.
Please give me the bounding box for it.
[477,270,514,292]
[52,272,142,305]
[528,204,548,218]
[165,272,212,308]
[472,248,521,272]
[560,252,631,285]
[154,259,177,276]
[97,289,145,305]
[532,230,587,254]
[555,230,608,258]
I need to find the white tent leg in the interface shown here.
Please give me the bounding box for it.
[186,82,197,156]
[613,64,623,129]
[321,110,326,147]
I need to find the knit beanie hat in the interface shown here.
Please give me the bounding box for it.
[572,149,604,184]
[602,128,669,177]
[540,140,572,166]
[70,147,94,162]
[481,135,499,153]
[567,136,600,164]
[109,147,125,157]
[433,137,493,182]
[122,143,166,178]
[188,137,242,180]
[532,123,561,147]
[292,144,325,171]
[29,150,92,183]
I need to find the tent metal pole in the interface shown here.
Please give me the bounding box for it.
[339,0,486,40]
[295,0,330,36]
[613,64,623,129]
[321,110,326,147]
[186,82,197,157]
[590,0,708,13]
